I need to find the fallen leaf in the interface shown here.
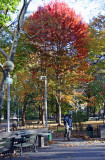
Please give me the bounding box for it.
[68,155,72,158]
[60,144,76,147]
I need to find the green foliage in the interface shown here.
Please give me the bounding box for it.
[88,15,105,73]
[47,94,57,114]
[13,34,38,72]
[47,94,72,115]
[82,14,105,116]
[0,0,21,27]
[72,110,88,124]
[25,105,39,120]
[61,102,72,115]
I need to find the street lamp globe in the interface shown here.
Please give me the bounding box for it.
[3,61,14,72]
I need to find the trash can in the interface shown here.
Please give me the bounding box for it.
[87,131,93,138]
[86,124,93,138]
[48,130,52,140]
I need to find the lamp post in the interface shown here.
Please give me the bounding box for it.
[6,74,11,132]
[40,76,47,128]
[3,61,14,132]
[18,108,19,123]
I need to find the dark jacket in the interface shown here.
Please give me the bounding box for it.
[64,115,73,128]
[68,118,72,128]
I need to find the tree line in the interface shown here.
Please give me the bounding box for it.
[0,0,105,126]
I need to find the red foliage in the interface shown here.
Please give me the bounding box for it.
[30,70,37,79]
[24,1,90,60]
[100,92,104,95]
[102,83,105,90]
[99,83,105,96]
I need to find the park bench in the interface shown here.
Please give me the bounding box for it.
[13,133,38,156]
[0,137,14,157]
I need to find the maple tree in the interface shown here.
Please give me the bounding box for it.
[24,1,90,125]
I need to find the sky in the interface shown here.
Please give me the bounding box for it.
[22,0,105,24]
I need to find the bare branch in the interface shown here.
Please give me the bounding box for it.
[7,17,18,28]
[5,8,9,15]
[0,48,9,59]
[21,30,43,39]
[0,63,4,73]
[9,0,32,62]
[92,54,105,65]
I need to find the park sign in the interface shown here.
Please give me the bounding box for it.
[6,77,13,84]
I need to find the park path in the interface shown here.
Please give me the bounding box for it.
[3,133,105,160]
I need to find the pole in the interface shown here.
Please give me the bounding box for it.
[45,76,47,128]
[17,107,19,127]
[7,73,10,132]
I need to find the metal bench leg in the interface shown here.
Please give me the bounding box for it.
[20,146,22,156]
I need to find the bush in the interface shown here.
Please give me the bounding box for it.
[72,111,88,123]
[72,111,88,131]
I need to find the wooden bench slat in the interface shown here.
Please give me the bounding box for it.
[13,134,38,156]
[0,137,14,156]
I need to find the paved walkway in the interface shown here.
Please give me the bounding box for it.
[4,134,105,160]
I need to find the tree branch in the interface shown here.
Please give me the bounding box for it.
[0,63,4,72]
[92,54,105,65]
[21,30,43,39]
[9,0,32,62]
[7,17,18,28]
[0,48,9,59]
[9,0,31,62]
[18,0,32,31]
[5,8,9,15]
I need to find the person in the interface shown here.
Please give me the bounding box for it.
[12,120,17,131]
[64,114,73,141]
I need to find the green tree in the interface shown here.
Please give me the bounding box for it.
[0,0,31,110]
[89,15,105,74]
[87,15,105,114]
[0,0,21,29]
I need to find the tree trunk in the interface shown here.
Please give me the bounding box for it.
[103,102,105,117]
[87,89,90,117]
[41,94,45,126]
[0,71,8,108]
[93,107,96,116]
[56,91,61,125]
[56,102,58,123]
[56,103,61,125]
[0,109,1,123]
[0,91,4,109]
[0,71,8,123]
[58,102,61,125]
[99,105,101,115]
[39,105,41,121]
[87,105,90,117]
[22,109,25,126]
[21,101,27,126]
